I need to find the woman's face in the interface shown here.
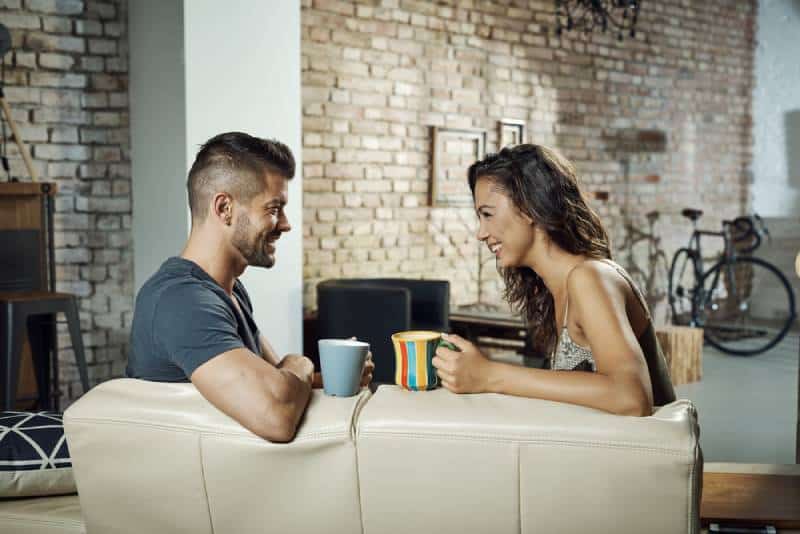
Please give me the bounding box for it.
[474,176,536,268]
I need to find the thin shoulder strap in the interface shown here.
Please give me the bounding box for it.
[562,263,583,326]
[600,259,652,321]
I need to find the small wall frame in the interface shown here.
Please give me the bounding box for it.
[430,126,487,207]
[498,119,526,149]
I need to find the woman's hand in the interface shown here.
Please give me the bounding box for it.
[432,334,492,394]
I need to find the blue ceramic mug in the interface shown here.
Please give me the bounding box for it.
[318,339,369,397]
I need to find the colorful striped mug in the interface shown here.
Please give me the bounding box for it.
[391,330,442,391]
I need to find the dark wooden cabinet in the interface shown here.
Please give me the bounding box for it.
[0,182,57,409]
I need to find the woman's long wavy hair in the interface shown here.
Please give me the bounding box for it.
[467,144,612,358]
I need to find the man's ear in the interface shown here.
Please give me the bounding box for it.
[212,192,234,226]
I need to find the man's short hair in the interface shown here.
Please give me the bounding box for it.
[187,132,295,222]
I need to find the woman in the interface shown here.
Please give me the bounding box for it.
[433,144,675,415]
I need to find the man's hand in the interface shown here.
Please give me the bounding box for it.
[279,354,314,387]
[360,350,375,387]
[432,333,491,394]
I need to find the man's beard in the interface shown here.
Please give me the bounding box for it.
[232,213,276,268]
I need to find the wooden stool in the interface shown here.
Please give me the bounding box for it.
[1,291,90,410]
[656,325,703,386]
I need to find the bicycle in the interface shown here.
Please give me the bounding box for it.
[668,208,796,356]
[617,210,671,321]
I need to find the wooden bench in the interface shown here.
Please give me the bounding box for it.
[702,463,800,531]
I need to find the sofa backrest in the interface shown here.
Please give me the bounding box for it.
[357,386,702,534]
[64,379,701,534]
[64,379,369,534]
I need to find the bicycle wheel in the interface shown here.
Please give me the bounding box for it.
[668,248,700,326]
[698,257,796,356]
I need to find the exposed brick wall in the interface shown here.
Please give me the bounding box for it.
[301,0,756,320]
[1,0,131,406]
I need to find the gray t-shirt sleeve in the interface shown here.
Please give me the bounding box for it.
[152,285,245,378]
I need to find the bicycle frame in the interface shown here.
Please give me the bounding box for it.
[685,222,738,271]
[684,223,741,319]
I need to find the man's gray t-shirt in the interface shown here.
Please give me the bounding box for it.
[126,257,262,382]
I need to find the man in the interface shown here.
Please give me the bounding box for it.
[127,132,373,442]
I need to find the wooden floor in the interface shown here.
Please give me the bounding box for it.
[701,463,800,529]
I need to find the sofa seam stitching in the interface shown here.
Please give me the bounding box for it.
[354,436,366,534]
[687,400,700,534]
[357,432,692,455]
[67,418,346,442]
[516,442,522,534]
[686,408,693,533]
[350,390,370,534]
[68,420,692,455]
[0,517,83,527]
[198,435,215,534]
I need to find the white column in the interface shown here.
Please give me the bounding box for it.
[129,0,188,294]
[129,0,303,355]
[752,0,800,216]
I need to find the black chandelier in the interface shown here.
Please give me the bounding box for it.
[554,0,641,41]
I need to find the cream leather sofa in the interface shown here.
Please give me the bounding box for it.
[1,378,702,533]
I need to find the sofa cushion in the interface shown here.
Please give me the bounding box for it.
[356,385,702,534]
[0,412,76,498]
[0,494,84,533]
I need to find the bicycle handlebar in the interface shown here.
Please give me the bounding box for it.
[723,214,769,253]
[753,213,771,242]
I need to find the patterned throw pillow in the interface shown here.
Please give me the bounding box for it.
[0,411,77,497]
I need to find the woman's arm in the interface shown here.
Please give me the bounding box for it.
[433,263,654,416]
[434,340,651,416]
[489,361,650,416]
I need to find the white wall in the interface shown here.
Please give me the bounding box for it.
[752,0,800,216]
[129,0,188,293]
[130,0,303,355]
[184,0,303,356]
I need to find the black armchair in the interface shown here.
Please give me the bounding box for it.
[316,278,450,384]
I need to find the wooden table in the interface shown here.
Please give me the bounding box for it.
[701,463,800,530]
[449,307,539,360]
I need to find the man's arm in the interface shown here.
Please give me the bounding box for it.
[191,348,314,442]
[258,333,282,366]
[260,333,325,387]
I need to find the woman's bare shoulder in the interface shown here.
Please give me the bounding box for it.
[566,259,628,301]
[567,259,624,290]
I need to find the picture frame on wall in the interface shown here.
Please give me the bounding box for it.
[430,126,487,207]
[498,118,526,149]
